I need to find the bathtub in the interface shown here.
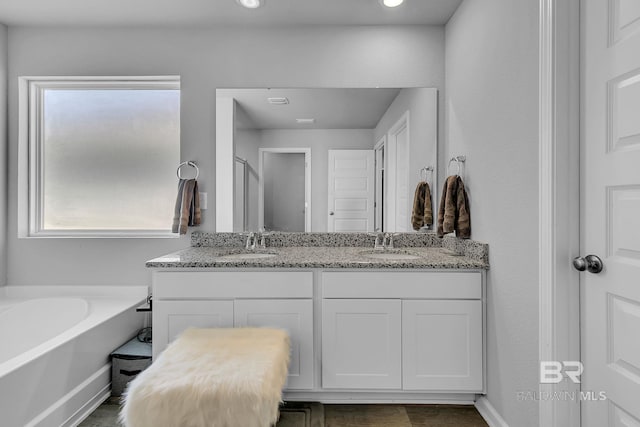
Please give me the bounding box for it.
[0,286,147,427]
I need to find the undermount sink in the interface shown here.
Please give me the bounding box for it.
[360,251,421,261]
[217,252,278,261]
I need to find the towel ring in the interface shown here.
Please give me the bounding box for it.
[177,161,199,180]
[419,166,433,182]
[447,156,466,176]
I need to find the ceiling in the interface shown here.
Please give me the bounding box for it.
[0,0,463,27]
[219,88,402,130]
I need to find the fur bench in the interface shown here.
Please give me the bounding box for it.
[120,328,290,427]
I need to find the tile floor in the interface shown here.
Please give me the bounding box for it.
[80,399,489,427]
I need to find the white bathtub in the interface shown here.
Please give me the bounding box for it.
[0,286,147,427]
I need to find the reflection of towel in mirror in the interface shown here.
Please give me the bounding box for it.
[172,179,201,235]
[411,181,433,230]
[437,175,471,239]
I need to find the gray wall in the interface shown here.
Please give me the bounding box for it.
[6,25,445,286]
[0,25,6,286]
[445,1,539,426]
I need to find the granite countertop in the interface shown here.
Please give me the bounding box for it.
[146,246,488,270]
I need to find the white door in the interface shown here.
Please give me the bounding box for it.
[582,0,640,425]
[234,299,314,390]
[327,150,375,232]
[152,300,234,359]
[402,300,483,392]
[321,299,401,389]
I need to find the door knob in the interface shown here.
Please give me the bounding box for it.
[572,255,603,274]
[329,211,334,216]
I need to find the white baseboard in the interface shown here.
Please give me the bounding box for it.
[284,391,476,404]
[26,364,112,427]
[64,383,112,427]
[475,396,509,427]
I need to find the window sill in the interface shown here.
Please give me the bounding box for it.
[21,231,183,239]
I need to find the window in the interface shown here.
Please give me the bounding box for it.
[19,77,180,237]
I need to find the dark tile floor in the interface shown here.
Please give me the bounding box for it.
[80,399,488,427]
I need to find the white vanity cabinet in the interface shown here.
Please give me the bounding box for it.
[151,267,485,399]
[321,271,484,393]
[152,271,315,390]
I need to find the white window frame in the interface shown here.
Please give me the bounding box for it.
[18,76,181,238]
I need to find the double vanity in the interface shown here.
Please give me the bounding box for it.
[147,232,489,403]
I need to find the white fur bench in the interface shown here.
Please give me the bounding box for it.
[120,328,290,427]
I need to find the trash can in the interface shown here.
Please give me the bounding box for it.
[110,337,152,397]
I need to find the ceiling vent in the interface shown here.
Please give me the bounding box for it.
[267,97,289,105]
[296,118,316,124]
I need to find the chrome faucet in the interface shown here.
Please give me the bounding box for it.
[370,232,386,250]
[370,232,399,249]
[384,233,398,249]
[245,232,256,250]
[256,228,272,249]
[258,232,271,249]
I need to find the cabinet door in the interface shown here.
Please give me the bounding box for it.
[234,299,314,390]
[402,300,483,391]
[322,299,401,389]
[153,300,234,359]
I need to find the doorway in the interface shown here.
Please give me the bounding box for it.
[258,148,311,232]
[386,112,410,232]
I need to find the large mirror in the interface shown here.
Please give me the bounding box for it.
[216,88,437,233]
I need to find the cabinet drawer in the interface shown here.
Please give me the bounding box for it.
[153,271,313,299]
[322,271,481,299]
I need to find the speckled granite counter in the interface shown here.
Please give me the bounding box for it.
[147,233,489,269]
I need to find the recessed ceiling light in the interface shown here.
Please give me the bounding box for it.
[267,97,289,105]
[236,0,263,9]
[381,0,404,7]
[296,118,315,124]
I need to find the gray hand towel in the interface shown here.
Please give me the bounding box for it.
[411,181,433,230]
[172,179,201,235]
[437,175,471,239]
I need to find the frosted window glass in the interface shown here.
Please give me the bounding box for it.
[41,89,180,231]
